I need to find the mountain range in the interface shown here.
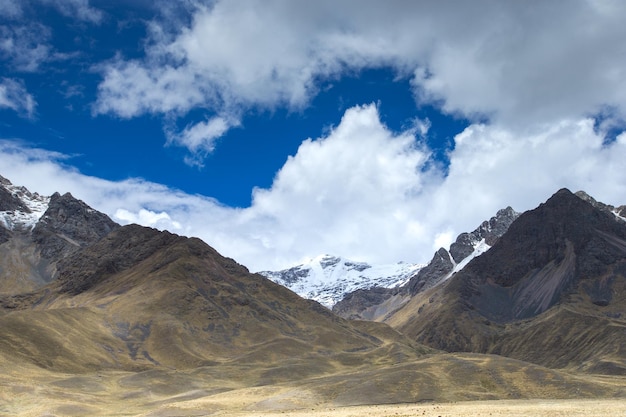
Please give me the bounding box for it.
[0,174,625,415]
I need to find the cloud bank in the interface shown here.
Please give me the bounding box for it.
[2,103,625,271]
[2,1,626,271]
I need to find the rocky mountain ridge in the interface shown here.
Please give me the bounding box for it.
[0,176,119,293]
[332,206,520,320]
[0,175,49,234]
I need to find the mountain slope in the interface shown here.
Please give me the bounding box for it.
[386,189,626,374]
[3,242,625,414]
[0,223,430,373]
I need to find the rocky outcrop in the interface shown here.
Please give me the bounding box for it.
[406,248,454,295]
[576,190,626,223]
[0,177,120,294]
[0,182,30,213]
[449,207,519,262]
[407,207,519,295]
[32,192,119,260]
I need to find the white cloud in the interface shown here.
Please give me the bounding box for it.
[0,78,36,117]
[115,208,182,230]
[0,1,102,73]
[95,0,626,165]
[2,1,626,273]
[165,115,236,167]
[2,104,626,272]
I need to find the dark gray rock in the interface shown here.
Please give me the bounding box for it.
[457,188,626,322]
[32,192,119,260]
[0,185,30,213]
[406,248,454,295]
[449,207,519,263]
[0,225,11,245]
[332,286,395,320]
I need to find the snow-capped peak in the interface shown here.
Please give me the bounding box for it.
[0,179,50,231]
[259,255,424,308]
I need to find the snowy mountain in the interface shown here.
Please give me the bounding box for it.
[0,175,50,231]
[258,255,424,308]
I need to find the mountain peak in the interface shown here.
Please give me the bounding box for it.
[0,175,120,294]
[448,187,626,322]
[260,254,423,308]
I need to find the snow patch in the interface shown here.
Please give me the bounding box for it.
[612,209,626,223]
[0,183,49,231]
[434,239,491,287]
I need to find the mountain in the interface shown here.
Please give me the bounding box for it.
[386,189,626,374]
[0,175,119,294]
[1,176,625,415]
[259,254,423,308]
[333,206,519,320]
[1,224,429,372]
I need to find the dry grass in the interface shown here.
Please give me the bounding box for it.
[2,353,626,417]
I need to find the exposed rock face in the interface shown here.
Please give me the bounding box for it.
[388,189,626,374]
[411,206,520,294]
[449,207,519,262]
[0,180,31,213]
[32,192,119,260]
[406,248,455,295]
[0,178,119,293]
[575,190,626,223]
[462,188,626,315]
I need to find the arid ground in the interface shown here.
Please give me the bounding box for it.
[229,400,626,417]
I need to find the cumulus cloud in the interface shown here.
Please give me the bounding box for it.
[2,104,626,271]
[94,0,626,165]
[165,115,236,167]
[0,78,36,117]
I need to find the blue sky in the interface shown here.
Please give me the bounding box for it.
[2,0,626,271]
